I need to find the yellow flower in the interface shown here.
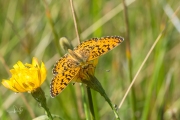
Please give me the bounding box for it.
[2,57,46,93]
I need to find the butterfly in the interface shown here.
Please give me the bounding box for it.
[50,36,124,97]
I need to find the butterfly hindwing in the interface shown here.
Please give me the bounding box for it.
[50,67,80,97]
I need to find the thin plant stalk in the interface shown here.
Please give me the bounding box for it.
[42,0,63,56]
[140,22,168,119]
[69,0,95,119]
[118,23,166,110]
[69,0,80,44]
[122,0,137,120]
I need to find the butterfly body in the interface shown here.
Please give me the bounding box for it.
[68,49,88,65]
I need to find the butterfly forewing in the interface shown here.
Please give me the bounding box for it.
[88,36,124,61]
[72,36,124,61]
[73,38,98,52]
[52,54,79,75]
[50,67,80,97]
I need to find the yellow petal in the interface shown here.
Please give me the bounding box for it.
[14,61,25,69]
[1,79,27,92]
[28,69,40,87]
[32,57,39,67]
[2,80,18,92]
[40,62,47,85]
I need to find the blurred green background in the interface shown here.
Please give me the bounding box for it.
[0,0,180,120]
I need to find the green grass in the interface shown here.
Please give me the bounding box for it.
[0,0,180,120]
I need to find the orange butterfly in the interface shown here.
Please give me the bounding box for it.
[50,36,124,97]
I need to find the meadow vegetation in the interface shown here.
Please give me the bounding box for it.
[0,0,180,120]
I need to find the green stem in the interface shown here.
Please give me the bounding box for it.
[80,83,90,120]
[83,75,121,120]
[41,103,53,120]
[87,87,95,119]
[31,87,53,120]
